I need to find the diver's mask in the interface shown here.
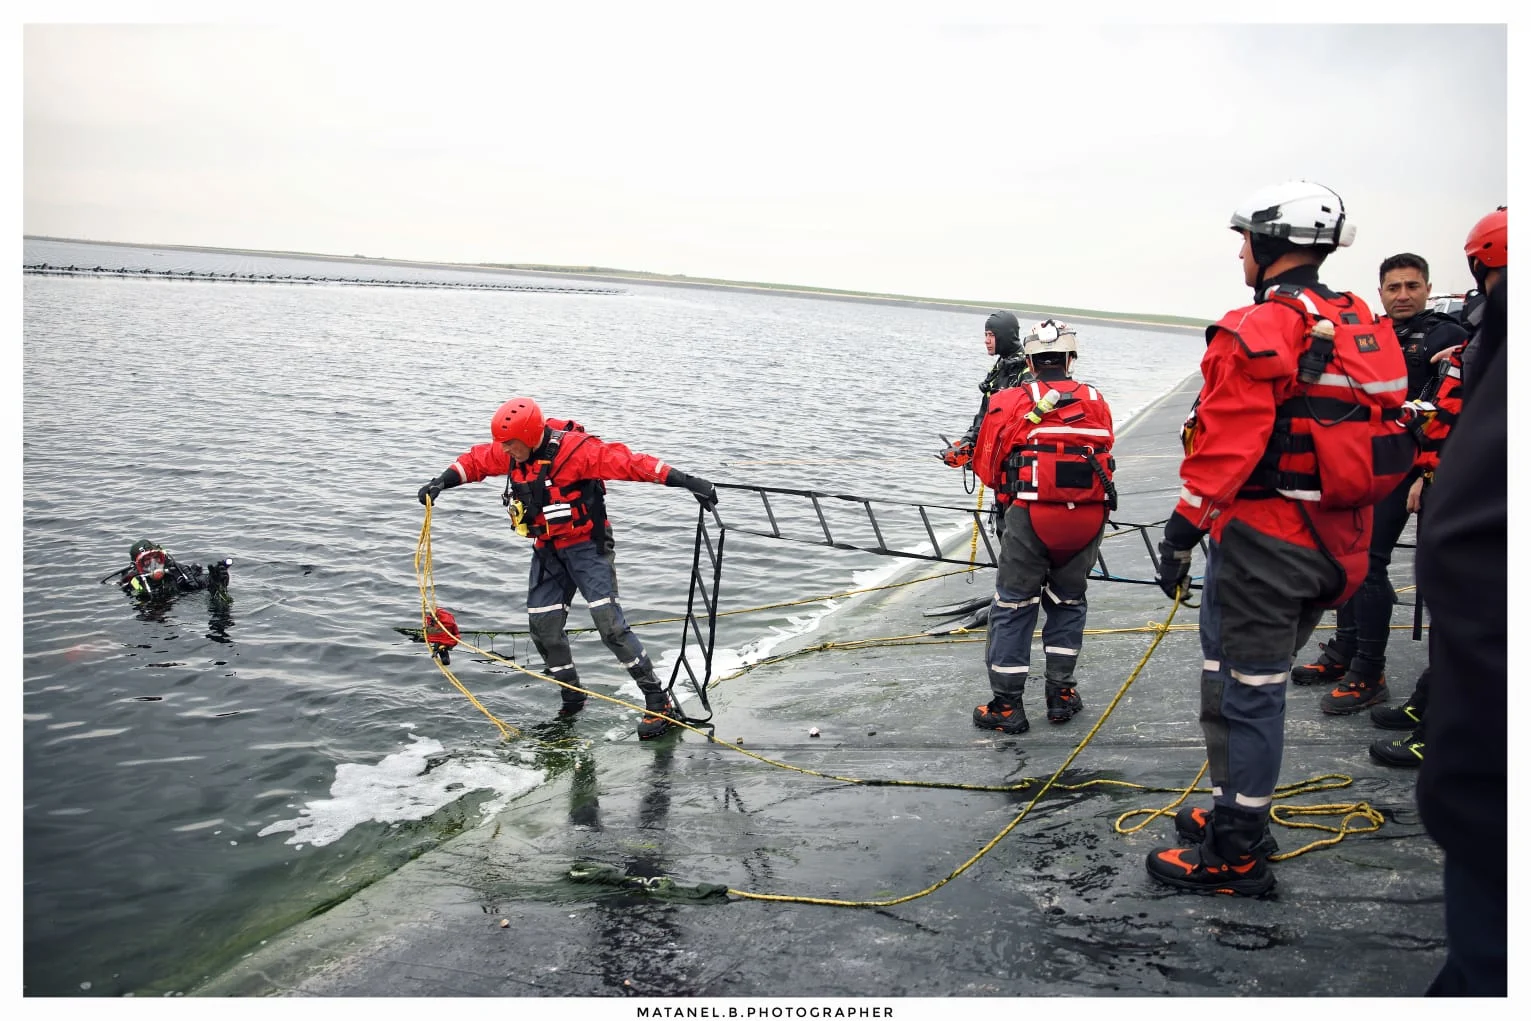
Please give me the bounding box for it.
[135,549,168,581]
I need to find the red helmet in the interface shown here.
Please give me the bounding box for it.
[1465,206,1507,269]
[490,397,544,447]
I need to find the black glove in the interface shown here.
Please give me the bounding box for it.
[417,471,460,506]
[666,469,719,511]
[1155,541,1193,601]
[1155,512,1205,601]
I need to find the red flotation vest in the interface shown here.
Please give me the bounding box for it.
[1231,285,1412,510]
[973,378,1116,508]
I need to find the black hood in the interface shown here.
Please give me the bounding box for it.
[985,311,1021,356]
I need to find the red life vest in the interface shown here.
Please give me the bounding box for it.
[972,378,1116,507]
[1234,285,1412,510]
[503,420,611,546]
[425,607,460,650]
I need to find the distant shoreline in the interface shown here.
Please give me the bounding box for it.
[24,234,1205,335]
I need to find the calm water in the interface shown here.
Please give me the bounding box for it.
[21,238,1206,995]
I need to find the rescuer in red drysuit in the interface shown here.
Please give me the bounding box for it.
[1146,181,1412,897]
[418,397,718,739]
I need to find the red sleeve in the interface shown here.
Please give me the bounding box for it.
[447,441,511,484]
[554,434,670,486]
[1174,329,1283,529]
[1414,350,1464,473]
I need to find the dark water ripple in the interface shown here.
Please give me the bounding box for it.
[22,240,1205,995]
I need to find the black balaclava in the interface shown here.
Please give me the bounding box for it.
[985,311,1022,356]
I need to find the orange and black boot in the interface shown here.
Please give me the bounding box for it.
[1320,671,1389,715]
[636,688,677,740]
[1172,805,1278,858]
[973,696,1030,734]
[1045,685,1084,724]
[1291,641,1351,687]
[1146,805,1275,896]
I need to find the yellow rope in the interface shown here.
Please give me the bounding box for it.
[1111,767,1377,860]
[967,483,985,576]
[725,593,1189,906]
[415,500,519,742]
[414,506,1392,900]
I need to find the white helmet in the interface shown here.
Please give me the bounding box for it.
[1230,180,1356,248]
[1022,319,1077,358]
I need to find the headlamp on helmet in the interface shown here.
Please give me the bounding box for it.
[1022,319,1078,359]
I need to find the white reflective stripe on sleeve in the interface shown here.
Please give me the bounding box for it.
[527,603,568,615]
[621,656,644,669]
[1235,793,1274,809]
[1202,659,1221,672]
[1178,486,1204,508]
[653,461,669,481]
[547,663,576,674]
[995,597,1040,608]
[1313,372,1409,395]
[990,664,1029,674]
[1043,646,1079,656]
[1276,488,1322,502]
[1029,426,1113,438]
[587,597,616,609]
[1087,386,1098,400]
[1211,785,1223,798]
[1230,669,1287,687]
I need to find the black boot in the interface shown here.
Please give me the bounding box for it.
[555,668,587,716]
[1044,685,1083,724]
[1371,670,1428,730]
[1147,805,1276,896]
[1368,727,1425,768]
[636,687,677,740]
[1369,698,1423,730]
[1291,641,1351,686]
[973,695,1029,734]
[1320,671,1390,715]
[1172,804,1278,858]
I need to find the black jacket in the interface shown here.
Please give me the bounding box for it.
[1390,310,1470,399]
[959,355,1034,445]
[1415,274,1506,881]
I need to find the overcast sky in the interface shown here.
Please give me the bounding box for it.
[20,6,1514,320]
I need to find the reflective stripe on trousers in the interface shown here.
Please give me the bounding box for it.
[1199,534,1327,811]
[526,540,660,691]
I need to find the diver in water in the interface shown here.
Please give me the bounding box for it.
[108,540,232,601]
